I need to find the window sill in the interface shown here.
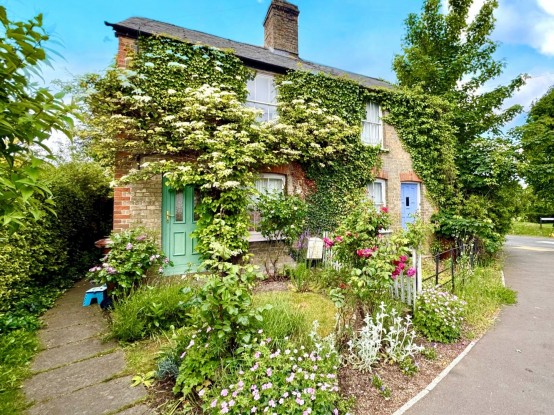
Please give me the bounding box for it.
[248,232,285,243]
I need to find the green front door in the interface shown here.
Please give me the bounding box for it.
[162,181,201,274]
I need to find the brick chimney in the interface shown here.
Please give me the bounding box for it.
[263,0,300,57]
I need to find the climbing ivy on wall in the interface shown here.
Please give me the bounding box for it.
[277,71,459,231]
[276,72,380,231]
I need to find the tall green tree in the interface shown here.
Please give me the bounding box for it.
[518,86,554,208]
[0,6,75,228]
[393,0,525,141]
[393,0,525,251]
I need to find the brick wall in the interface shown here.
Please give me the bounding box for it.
[263,0,300,56]
[380,122,435,229]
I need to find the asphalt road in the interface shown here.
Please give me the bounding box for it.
[405,235,554,415]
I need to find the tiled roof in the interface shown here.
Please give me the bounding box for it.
[105,17,392,90]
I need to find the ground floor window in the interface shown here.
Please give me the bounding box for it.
[249,173,286,241]
[367,179,386,210]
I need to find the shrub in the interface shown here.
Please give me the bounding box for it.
[414,288,466,343]
[88,228,170,298]
[200,327,349,415]
[110,279,195,342]
[345,302,422,372]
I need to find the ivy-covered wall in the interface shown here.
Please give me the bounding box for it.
[96,34,457,255]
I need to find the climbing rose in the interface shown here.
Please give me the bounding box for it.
[407,267,416,277]
[380,206,388,213]
[323,237,334,248]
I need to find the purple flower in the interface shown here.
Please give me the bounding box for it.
[135,234,147,241]
[126,243,133,250]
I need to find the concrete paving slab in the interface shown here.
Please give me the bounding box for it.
[27,376,146,415]
[115,404,154,415]
[41,304,103,330]
[39,320,107,349]
[25,350,125,403]
[31,337,117,373]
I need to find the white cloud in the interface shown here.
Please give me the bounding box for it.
[537,0,554,15]
[504,72,554,111]
[495,0,554,56]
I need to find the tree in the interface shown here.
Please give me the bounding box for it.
[518,86,554,207]
[393,0,525,142]
[0,6,75,228]
[393,0,525,251]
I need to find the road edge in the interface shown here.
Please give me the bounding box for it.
[392,338,479,415]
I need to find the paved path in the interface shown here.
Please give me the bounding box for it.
[24,280,151,415]
[405,235,554,415]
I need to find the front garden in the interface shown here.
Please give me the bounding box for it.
[91,198,515,415]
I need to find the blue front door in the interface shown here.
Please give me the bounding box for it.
[401,183,419,229]
[162,180,201,275]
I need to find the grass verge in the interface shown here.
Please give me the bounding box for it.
[510,221,554,237]
[456,262,517,338]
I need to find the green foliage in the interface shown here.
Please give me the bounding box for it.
[518,86,554,206]
[372,374,392,399]
[255,192,307,277]
[455,265,516,338]
[253,291,337,340]
[276,71,381,231]
[393,0,526,251]
[44,161,113,276]
[190,262,265,348]
[0,329,38,414]
[0,6,76,228]
[200,329,349,414]
[255,296,311,347]
[325,203,413,314]
[88,228,170,298]
[393,0,524,139]
[256,192,307,246]
[110,279,195,342]
[414,288,466,343]
[284,263,319,293]
[510,221,554,238]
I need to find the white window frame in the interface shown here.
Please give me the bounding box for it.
[246,73,278,122]
[361,102,383,147]
[367,179,386,210]
[249,173,286,242]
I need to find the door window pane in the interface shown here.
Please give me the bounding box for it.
[175,190,184,222]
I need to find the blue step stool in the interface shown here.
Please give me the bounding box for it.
[83,285,108,306]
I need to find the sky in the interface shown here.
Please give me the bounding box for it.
[4,0,554,132]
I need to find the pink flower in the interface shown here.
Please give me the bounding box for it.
[356,248,374,258]
[399,255,408,263]
[126,243,133,250]
[135,234,147,241]
[323,237,334,248]
[380,206,388,213]
[334,236,343,243]
[407,267,416,277]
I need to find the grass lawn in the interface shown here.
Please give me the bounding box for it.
[510,221,554,237]
[253,290,336,338]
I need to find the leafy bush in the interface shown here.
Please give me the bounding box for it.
[414,288,466,343]
[200,327,349,415]
[110,280,195,342]
[255,192,307,278]
[88,228,170,298]
[345,303,422,372]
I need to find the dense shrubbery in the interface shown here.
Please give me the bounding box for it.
[0,160,112,412]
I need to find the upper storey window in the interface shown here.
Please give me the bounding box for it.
[246,73,278,122]
[361,102,383,147]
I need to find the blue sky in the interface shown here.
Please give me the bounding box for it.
[4,0,554,130]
